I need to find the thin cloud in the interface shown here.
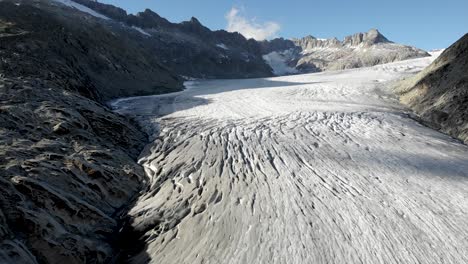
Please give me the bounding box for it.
[225,7,280,41]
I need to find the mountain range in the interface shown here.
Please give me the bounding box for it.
[0,0,466,263]
[4,0,429,102]
[71,0,429,77]
[261,29,429,75]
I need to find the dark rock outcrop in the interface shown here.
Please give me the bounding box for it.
[259,38,299,54]
[0,1,167,262]
[397,33,468,143]
[0,76,148,263]
[0,1,184,102]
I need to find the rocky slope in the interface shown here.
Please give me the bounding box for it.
[0,76,149,263]
[0,0,184,102]
[396,33,468,143]
[0,1,164,263]
[55,0,273,79]
[261,29,429,75]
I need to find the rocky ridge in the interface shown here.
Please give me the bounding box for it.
[0,76,148,263]
[261,29,430,75]
[51,0,429,79]
[0,0,184,102]
[56,0,274,79]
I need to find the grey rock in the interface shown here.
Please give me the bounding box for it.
[262,29,430,74]
[60,0,274,79]
[0,1,184,102]
[342,28,390,46]
[396,33,468,143]
[0,76,148,263]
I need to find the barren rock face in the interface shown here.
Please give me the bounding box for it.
[52,0,274,80]
[342,29,390,46]
[294,36,342,50]
[0,77,147,263]
[0,1,184,102]
[397,33,468,143]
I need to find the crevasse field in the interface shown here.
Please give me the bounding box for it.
[112,53,468,264]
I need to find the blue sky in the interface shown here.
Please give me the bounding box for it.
[100,0,467,50]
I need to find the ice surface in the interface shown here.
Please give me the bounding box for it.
[112,54,468,264]
[53,0,110,20]
[263,49,299,75]
[429,49,445,57]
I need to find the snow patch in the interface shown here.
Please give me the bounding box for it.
[216,43,229,50]
[52,0,110,20]
[183,81,198,90]
[132,26,151,37]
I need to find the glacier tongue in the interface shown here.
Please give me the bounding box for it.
[263,49,299,75]
[112,55,468,264]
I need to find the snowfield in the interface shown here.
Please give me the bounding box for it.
[112,55,468,264]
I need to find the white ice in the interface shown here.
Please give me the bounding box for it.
[132,26,151,37]
[52,0,110,20]
[263,49,299,75]
[216,43,229,50]
[112,54,468,264]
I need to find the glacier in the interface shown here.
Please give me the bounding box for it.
[112,53,468,264]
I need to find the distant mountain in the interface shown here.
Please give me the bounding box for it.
[261,29,430,75]
[15,0,431,85]
[397,33,468,143]
[1,0,274,103]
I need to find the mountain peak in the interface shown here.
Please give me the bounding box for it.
[365,28,389,44]
[293,35,342,50]
[342,29,390,46]
[367,28,381,34]
[135,8,172,27]
[189,17,202,25]
[303,35,317,40]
